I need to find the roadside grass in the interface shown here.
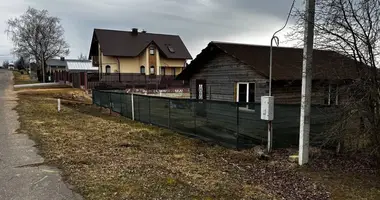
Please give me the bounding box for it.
[15,88,380,200]
[12,70,39,85]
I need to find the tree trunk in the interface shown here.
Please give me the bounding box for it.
[42,56,45,83]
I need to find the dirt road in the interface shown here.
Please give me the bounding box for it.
[0,69,82,200]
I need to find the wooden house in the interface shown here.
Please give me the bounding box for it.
[177,42,362,105]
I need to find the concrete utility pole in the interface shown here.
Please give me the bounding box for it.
[299,0,315,166]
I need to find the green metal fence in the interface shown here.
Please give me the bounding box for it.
[92,90,335,149]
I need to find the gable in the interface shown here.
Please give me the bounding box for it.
[177,43,267,80]
[191,52,267,81]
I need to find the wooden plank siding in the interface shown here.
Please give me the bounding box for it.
[272,85,326,105]
[188,51,341,105]
[189,52,268,102]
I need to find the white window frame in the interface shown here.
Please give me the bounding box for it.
[198,84,204,100]
[327,84,339,105]
[150,65,155,75]
[236,82,255,102]
[149,46,155,55]
[236,82,256,111]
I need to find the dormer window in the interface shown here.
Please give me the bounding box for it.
[167,45,175,53]
[149,46,155,55]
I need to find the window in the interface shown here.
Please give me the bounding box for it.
[196,79,206,100]
[324,84,339,105]
[236,82,255,109]
[149,46,155,55]
[150,66,155,75]
[140,66,145,74]
[167,45,175,53]
[198,84,204,99]
[105,65,111,74]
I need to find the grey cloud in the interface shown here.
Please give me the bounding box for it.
[1,0,296,62]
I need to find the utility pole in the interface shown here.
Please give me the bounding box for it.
[299,0,315,166]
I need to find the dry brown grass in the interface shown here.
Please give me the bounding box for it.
[13,71,39,85]
[15,88,380,200]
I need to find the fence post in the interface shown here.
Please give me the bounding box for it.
[131,93,135,120]
[168,99,171,128]
[92,90,95,105]
[120,92,123,116]
[109,92,112,115]
[148,96,151,124]
[194,100,196,134]
[236,102,240,150]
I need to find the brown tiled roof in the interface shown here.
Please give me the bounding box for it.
[89,29,192,59]
[178,41,362,81]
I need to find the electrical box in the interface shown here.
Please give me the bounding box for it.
[261,96,274,120]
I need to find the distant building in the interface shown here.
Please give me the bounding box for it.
[8,62,15,70]
[88,28,192,76]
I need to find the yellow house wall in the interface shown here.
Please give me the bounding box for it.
[98,44,186,75]
[162,67,184,75]
[160,57,186,67]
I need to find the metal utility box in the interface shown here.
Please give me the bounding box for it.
[261,96,274,120]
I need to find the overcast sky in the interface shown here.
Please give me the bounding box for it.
[0,0,301,63]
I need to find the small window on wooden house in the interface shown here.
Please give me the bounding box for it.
[140,66,145,74]
[105,65,111,75]
[149,46,155,55]
[324,84,339,105]
[150,66,155,75]
[236,82,256,110]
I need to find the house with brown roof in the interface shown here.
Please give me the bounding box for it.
[88,28,192,77]
[177,41,363,105]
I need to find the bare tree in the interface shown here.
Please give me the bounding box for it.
[78,53,87,60]
[6,7,69,82]
[289,0,380,156]
[2,60,9,68]
[15,56,26,70]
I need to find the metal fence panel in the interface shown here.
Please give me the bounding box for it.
[92,90,336,150]
[136,95,150,123]
[149,97,170,128]
[110,92,122,113]
[237,103,267,148]
[194,101,238,148]
[169,99,195,135]
[121,94,132,118]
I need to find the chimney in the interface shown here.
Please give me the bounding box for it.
[60,57,65,61]
[132,28,138,35]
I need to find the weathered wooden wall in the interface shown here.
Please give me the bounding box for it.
[188,51,345,105]
[272,83,326,105]
[189,52,268,102]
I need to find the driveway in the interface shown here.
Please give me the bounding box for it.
[0,69,82,200]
